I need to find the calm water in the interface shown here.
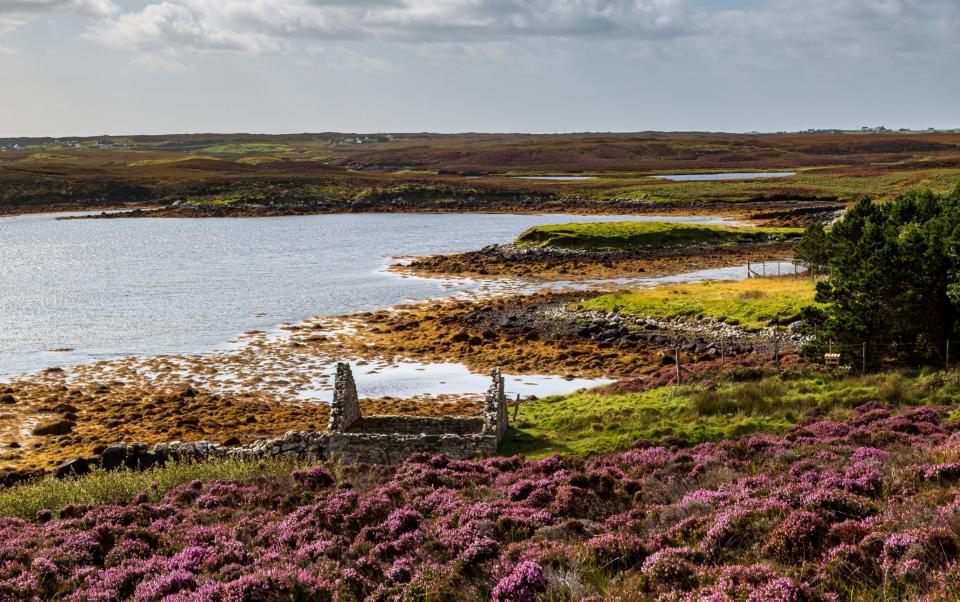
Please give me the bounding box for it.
[0,211,742,378]
[652,172,796,181]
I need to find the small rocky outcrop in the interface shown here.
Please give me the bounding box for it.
[32,418,75,436]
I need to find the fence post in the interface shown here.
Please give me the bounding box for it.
[675,346,681,385]
[513,394,520,422]
[747,260,751,279]
[774,334,780,371]
[862,342,867,375]
[720,339,725,368]
[948,340,951,372]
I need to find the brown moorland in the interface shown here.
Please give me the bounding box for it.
[3,131,960,216]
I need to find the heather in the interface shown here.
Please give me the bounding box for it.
[5,399,960,600]
[503,370,960,457]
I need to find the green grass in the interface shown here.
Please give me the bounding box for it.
[579,168,960,204]
[514,221,802,251]
[199,143,293,154]
[580,277,818,330]
[500,370,960,457]
[0,457,321,519]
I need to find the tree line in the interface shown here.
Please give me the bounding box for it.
[795,184,960,367]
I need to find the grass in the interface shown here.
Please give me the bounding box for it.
[127,156,220,167]
[0,457,320,519]
[500,369,960,457]
[199,143,293,154]
[514,221,802,251]
[5,370,960,518]
[580,277,818,329]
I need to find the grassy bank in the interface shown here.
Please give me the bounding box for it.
[514,221,802,250]
[580,277,818,329]
[501,370,960,457]
[0,457,319,519]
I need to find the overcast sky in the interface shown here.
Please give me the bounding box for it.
[1,0,957,136]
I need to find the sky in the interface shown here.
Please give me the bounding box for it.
[0,0,958,137]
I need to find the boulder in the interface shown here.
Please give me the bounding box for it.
[55,458,90,479]
[100,443,127,470]
[0,394,15,405]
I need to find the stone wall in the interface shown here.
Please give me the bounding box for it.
[349,416,486,436]
[327,362,361,433]
[57,364,510,477]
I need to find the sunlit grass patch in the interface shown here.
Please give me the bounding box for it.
[580,277,818,330]
[501,370,960,458]
[199,143,293,154]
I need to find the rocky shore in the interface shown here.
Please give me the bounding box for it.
[58,197,843,222]
[398,240,797,280]
[313,290,806,380]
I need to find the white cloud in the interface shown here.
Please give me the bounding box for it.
[85,1,288,69]
[85,0,693,66]
[0,0,116,31]
[11,0,952,71]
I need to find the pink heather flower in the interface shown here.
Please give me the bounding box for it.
[294,466,335,488]
[385,508,423,536]
[641,547,697,589]
[491,561,547,602]
[745,577,819,602]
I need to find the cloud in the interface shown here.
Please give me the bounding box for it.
[70,0,960,71]
[717,0,960,62]
[0,0,117,31]
[85,0,694,65]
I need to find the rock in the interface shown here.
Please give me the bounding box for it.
[222,436,241,447]
[32,418,74,436]
[55,458,90,479]
[100,443,127,470]
[51,402,78,414]
[0,394,15,405]
[0,469,35,488]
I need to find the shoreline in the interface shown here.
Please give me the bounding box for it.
[47,197,843,225]
[0,220,806,478]
[395,241,798,281]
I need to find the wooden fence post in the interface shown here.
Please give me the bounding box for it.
[862,342,867,375]
[947,340,951,372]
[675,346,681,385]
[720,339,725,368]
[774,334,780,371]
[513,394,520,422]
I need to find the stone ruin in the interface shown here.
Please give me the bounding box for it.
[55,363,509,477]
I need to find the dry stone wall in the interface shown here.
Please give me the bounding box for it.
[57,363,510,477]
